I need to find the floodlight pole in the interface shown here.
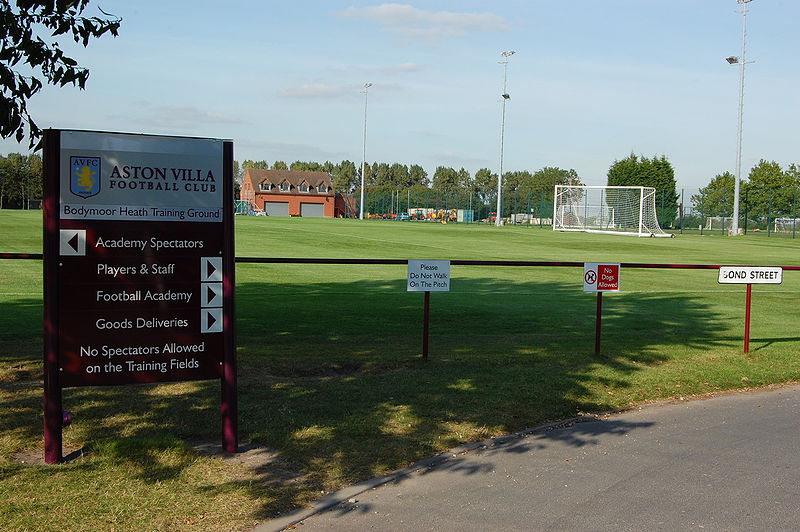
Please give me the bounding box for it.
[496,50,515,227]
[731,0,753,236]
[360,82,372,220]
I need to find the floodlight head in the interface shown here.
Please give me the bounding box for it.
[364,82,373,88]
[501,93,510,100]
[737,0,752,4]
[726,56,739,64]
[501,50,516,57]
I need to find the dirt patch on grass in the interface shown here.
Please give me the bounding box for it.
[0,362,42,383]
[11,446,87,466]
[191,441,311,488]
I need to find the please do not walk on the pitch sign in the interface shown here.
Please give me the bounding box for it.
[584,263,620,292]
[407,260,451,292]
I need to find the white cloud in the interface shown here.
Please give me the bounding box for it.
[282,83,353,99]
[235,138,345,163]
[337,3,509,39]
[374,62,421,74]
[282,81,406,100]
[435,151,490,167]
[413,129,445,138]
[138,104,243,129]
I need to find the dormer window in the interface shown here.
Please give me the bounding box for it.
[259,182,272,191]
[317,184,329,193]
[299,182,310,193]
[280,181,291,192]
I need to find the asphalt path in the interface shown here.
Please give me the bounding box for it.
[261,384,800,531]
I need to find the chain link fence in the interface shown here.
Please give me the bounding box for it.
[361,188,557,226]
[358,186,800,238]
[679,186,800,238]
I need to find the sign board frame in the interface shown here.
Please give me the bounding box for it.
[43,129,237,463]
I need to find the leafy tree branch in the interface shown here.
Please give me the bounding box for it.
[0,0,121,147]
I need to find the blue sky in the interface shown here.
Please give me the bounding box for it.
[3,0,798,189]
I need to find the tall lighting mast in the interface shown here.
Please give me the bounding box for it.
[359,82,372,220]
[728,0,753,236]
[496,50,515,227]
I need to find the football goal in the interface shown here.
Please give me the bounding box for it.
[553,185,672,237]
[773,217,798,234]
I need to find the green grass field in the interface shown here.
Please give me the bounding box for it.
[2,210,800,531]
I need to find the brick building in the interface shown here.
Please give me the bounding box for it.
[240,169,351,217]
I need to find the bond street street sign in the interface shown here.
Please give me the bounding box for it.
[718,266,783,284]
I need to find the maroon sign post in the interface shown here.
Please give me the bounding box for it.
[583,263,620,355]
[43,130,236,463]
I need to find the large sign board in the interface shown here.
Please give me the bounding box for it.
[45,130,234,387]
[583,263,620,292]
[718,266,783,284]
[43,130,237,462]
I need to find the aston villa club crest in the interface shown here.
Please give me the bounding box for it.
[70,156,101,198]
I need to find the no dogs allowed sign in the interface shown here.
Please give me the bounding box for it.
[584,263,620,292]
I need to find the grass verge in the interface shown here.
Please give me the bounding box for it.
[1,211,799,531]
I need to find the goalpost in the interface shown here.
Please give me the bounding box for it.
[553,185,673,237]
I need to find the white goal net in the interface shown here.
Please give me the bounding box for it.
[553,185,671,237]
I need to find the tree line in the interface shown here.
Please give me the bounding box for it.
[5,147,798,228]
[240,158,582,204]
[0,153,42,209]
[606,153,678,227]
[0,153,583,213]
[239,156,682,224]
[0,151,686,228]
[693,160,800,221]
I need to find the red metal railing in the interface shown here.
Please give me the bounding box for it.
[4,252,800,270]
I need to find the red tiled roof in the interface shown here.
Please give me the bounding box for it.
[246,169,333,189]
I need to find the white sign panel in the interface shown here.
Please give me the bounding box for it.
[718,266,783,284]
[407,260,450,292]
[59,131,223,222]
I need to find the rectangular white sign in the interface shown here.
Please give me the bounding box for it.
[718,266,783,284]
[59,131,224,222]
[407,260,450,292]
